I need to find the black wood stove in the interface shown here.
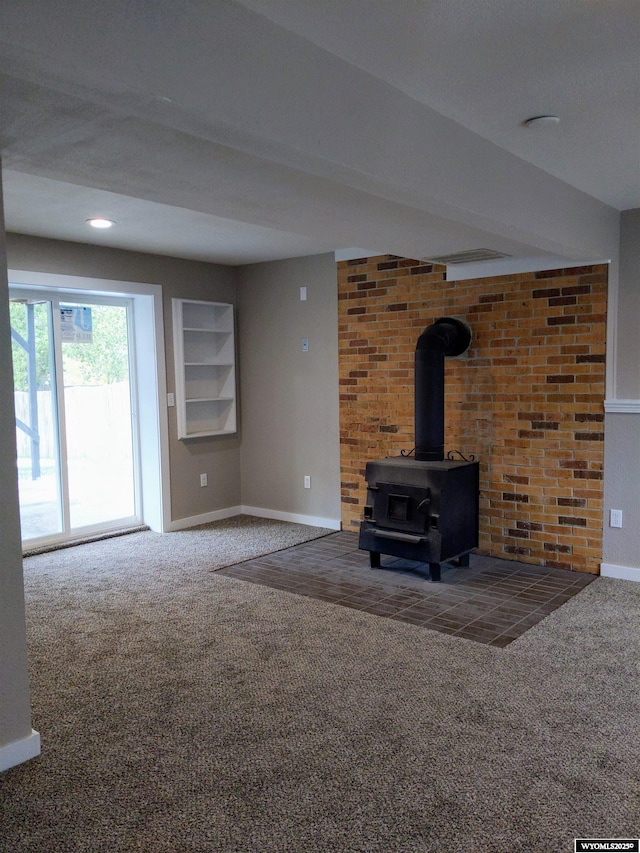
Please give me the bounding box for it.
[358,317,479,581]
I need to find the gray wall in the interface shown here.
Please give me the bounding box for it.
[5,234,241,523]
[237,254,341,524]
[614,210,640,400]
[0,172,34,752]
[603,414,640,569]
[602,209,640,571]
[5,237,342,527]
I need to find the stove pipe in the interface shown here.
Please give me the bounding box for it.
[415,317,471,461]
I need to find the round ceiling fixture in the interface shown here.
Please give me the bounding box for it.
[524,115,560,128]
[87,218,116,229]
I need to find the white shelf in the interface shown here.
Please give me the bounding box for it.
[172,299,237,439]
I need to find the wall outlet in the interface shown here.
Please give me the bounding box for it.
[304,475,311,489]
[200,473,208,487]
[302,338,309,352]
[609,508,623,528]
[167,392,175,407]
[300,286,307,301]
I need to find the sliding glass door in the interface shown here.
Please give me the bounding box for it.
[10,289,140,546]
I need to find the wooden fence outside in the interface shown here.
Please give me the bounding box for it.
[14,382,133,463]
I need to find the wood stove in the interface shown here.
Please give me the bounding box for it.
[358,317,479,581]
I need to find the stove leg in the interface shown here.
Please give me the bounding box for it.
[429,562,441,582]
[369,551,381,568]
[457,552,470,568]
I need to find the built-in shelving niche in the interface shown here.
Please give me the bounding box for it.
[172,299,237,438]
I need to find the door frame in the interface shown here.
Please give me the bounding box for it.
[8,269,170,533]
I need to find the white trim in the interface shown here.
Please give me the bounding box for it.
[604,399,640,414]
[8,269,158,298]
[131,288,170,532]
[165,505,243,531]
[0,729,40,773]
[166,505,341,532]
[600,562,640,582]
[241,505,341,530]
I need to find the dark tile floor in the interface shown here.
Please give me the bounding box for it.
[217,531,595,647]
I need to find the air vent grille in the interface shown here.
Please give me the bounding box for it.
[424,248,511,265]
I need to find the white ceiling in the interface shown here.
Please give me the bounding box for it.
[0,0,638,267]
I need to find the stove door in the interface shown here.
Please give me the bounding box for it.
[373,482,432,534]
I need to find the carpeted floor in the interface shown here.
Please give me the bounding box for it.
[1,516,639,852]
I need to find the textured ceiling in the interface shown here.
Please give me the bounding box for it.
[0,0,637,267]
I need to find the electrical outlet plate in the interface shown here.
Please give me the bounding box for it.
[304,475,311,489]
[302,338,309,352]
[609,508,623,528]
[200,473,208,487]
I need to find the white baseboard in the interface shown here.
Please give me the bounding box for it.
[240,505,340,530]
[166,505,341,532]
[0,730,40,773]
[166,506,243,532]
[600,562,640,582]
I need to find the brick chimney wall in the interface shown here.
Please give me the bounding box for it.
[337,256,607,574]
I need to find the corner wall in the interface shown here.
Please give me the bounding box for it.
[237,254,341,526]
[602,209,640,578]
[0,170,39,771]
[338,256,607,574]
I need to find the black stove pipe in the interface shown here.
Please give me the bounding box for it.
[415,317,471,461]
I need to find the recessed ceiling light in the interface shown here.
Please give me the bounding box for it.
[524,115,560,128]
[87,218,116,229]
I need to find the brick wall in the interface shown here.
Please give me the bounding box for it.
[337,256,607,574]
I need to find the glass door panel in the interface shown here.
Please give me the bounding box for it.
[10,299,63,540]
[10,289,140,546]
[60,302,136,530]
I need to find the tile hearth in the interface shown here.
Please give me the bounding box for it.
[218,531,595,646]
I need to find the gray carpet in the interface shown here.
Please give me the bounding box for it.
[1,517,639,852]
[22,524,151,558]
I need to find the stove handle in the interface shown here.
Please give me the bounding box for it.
[417,488,431,516]
[373,529,428,544]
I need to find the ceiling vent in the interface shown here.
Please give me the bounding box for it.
[423,248,511,265]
